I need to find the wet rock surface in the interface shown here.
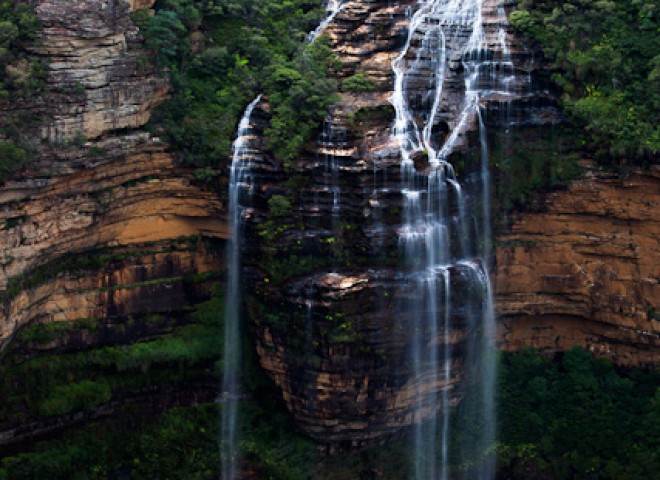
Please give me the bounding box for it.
[242,0,559,449]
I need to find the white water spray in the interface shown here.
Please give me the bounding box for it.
[307,0,345,43]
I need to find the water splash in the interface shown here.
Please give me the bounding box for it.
[220,94,262,480]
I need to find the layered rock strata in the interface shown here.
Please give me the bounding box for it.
[244,0,556,449]
[0,0,226,348]
[33,0,165,142]
[495,166,660,366]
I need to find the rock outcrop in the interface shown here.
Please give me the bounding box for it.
[243,0,557,449]
[495,165,660,366]
[1,0,656,459]
[0,0,226,348]
[23,0,166,143]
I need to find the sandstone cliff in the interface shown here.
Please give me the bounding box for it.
[0,0,657,459]
[242,0,560,450]
[0,0,227,350]
[495,165,660,366]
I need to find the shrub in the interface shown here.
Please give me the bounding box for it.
[38,380,111,417]
[267,194,292,217]
[0,140,27,181]
[341,72,377,92]
[510,0,659,164]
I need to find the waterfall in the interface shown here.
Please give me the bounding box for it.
[307,0,345,43]
[220,4,348,476]
[220,94,262,480]
[319,114,344,218]
[388,0,509,477]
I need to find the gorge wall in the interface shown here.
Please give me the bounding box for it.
[495,165,660,367]
[0,0,227,351]
[239,0,571,451]
[0,0,227,449]
[0,0,657,458]
[240,0,659,449]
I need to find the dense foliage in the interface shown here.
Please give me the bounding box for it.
[0,278,223,427]
[0,1,44,181]
[497,348,660,479]
[0,286,317,480]
[491,127,581,215]
[137,0,338,168]
[2,345,657,479]
[510,0,659,165]
[0,0,44,99]
[0,400,317,480]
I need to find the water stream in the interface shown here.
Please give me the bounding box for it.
[220,1,515,477]
[220,3,347,476]
[220,94,262,480]
[307,0,346,43]
[388,0,511,477]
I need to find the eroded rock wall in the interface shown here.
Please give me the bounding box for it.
[243,0,558,450]
[0,0,226,349]
[495,166,660,366]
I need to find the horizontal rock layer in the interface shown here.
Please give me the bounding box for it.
[495,166,660,366]
[0,0,226,348]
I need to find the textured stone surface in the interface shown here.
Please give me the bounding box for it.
[495,166,660,366]
[127,0,156,11]
[0,140,227,347]
[1,0,656,457]
[0,142,227,287]
[0,245,221,351]
[26,0,168,142]
[0,1,226,349]
[243,0,556,449]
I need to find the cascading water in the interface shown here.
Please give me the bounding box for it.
[220,5,347,477]
[318,113,348,228]
[220,94,262,480]
[388,0,513,477]
[307,0,345,43]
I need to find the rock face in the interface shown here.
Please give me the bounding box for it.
[243,0,557,450]
[31,0,165,142]
[0,1,226,349]
[495,166,660,366]
[1,0,657,459]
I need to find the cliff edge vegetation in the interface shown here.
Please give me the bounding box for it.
[510,0,659,165]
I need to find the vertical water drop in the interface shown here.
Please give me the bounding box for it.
[387,1,509,477]
[221,94,262,480]
[307,0,345,44]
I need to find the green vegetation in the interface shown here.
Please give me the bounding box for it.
[492,127,581,213]
[0,2,44,181]
[3,344,656,479]
[496,347,660,479]
[137,0,339,168]
[267,194,293,217]
[0,400,317,480]
[0,239,203,303]
[0,294,223,424]
[510,0,659,165]
[0,139,26,181]
[15,318,100,346]
[455,125,582,219]
[38,380,111,417]
[0,0,44,99]
[0,283,317,480]
[260,254,327,285]
[341,72,377,92]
